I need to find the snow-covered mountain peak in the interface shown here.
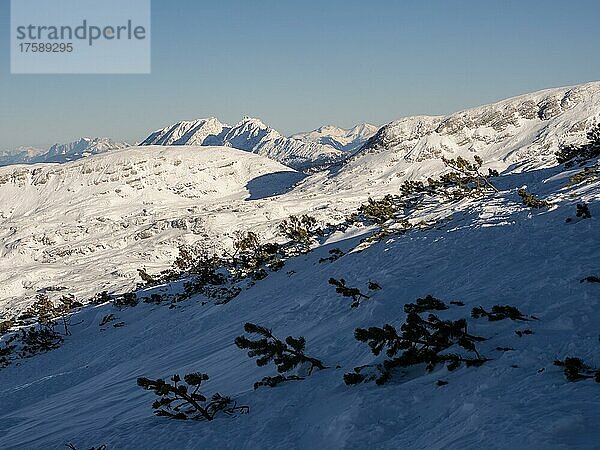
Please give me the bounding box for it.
[359,82,600,163]
[141,117,228,147]
[291,123,379,152]
[238,116,271,129]
[141,116,344,171]
[347,122,379,137]
[221,117,281,151]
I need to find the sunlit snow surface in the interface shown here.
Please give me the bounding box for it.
[0,82,599,448]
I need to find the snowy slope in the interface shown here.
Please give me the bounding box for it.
[2,83,600,315]
[0,145,303,314]
[0,156,598,449]
[305,82,600,196]
[142,117,344,171]
[2,82,600,315]
[358,82,600,165]
[1,81,600,449]
[0,138,129,167]
[291,123,379,152]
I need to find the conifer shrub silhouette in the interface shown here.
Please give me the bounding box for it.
[515,329,533,337]
[142,293,165,304]
[65,443,107,450]
[441,155,499,194]
[358,195,401,224]
[0,294,78,366]
[227,231,285,279]
[17,293,80,336]
[404,295,448,314]
[569,166,599,184]
[114,292,138,308]
[517,188,549,208]
[252,374,305,389]
[554,357,600,383]
[173,244,219,275]
[99,314,116,327]
[19,326,63,357]
[137,268,160,287]
[328,278,370,308]
[55,295,82,336]
[580,276,600,283]
[368,281,382,291]
[319,248,345,264]
[555,123,600,167]
[400,180,430,196]
[0,340,16,368]
[278,215,320,253]
[137,373,248,420]
[59,294,83,310]
[345,298,488,385]
[235,322,325,388]
[0,318,14,335]
[20,293,55,323]
[92,291,111,305]
[471,305,535,321]
[576,203,591,219]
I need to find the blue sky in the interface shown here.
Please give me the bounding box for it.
[1,0,599,150]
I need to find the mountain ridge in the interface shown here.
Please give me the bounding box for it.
[141,116,347,171]
[290,123,379,152]
[0,137,129,167]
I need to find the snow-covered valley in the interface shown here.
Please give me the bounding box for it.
[0,82,599,449]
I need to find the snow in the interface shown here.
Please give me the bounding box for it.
[290,123,379,152]
[141,116,344,171]
[0,158,598,448]
[0,138,129,167]
[0,145,301,314]
[1,82,600,448]
[141,118,228,147]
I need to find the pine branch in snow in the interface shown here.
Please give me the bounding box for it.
[235,322,326,383]
[137,373,249,421]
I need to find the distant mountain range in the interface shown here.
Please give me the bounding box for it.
[290,123,379,152]
[1,120,378,171]
[4,81,599,174]
[0,138,129,167]
[141,117,378,170]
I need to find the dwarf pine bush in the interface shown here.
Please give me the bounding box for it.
[328,278,371,308]
[19,326,63,357]
[235,322,325,388]
[555,124,600,167]
[345,297,488,385]
[319,248,345,264]
[358,195,401,224]
[114,292,138,308]
[554,357,600,383]
[137,373,249,420]
[518,188,549,208]
[404,295,448,314]
[576,203,591,219]
[471,305,535,322]
[441,155,499,194]
[278,215,320,253]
